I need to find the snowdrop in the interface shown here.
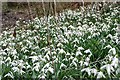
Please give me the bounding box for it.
[12,67,20,73]
[106,34,113,39]
[31,51,37,55]
[97,71,105,79]
[33,63,40,72]
[83,62,89,66]
[57,42,63,47]
[69,25,75,29]
[100,64,114,75]
[79,61,83,66]
[12,49,17,55]
[81,67,91,76]
[104,45,112,49]
[48,67,54,74]
[60,63,67,69]
[39,75,46,79]
[4,71,14,79]
[91,68,97,76]
[108,48,116,55]
[66,52,71,56]
[43,63,49,69]
[0,50,7,55]
[45,54,50,61]
[77,47,84,51]
[111,56,118,68]
[85,57,90,62]
[29,56,38,63]
[71,61,77,67]
[84,49,92,54]
[76,51,82,56]
[116,68,120,75]
[69,56,74,60]
[5,57,11,63]
[34,25,40,29]
[59,49,66,54]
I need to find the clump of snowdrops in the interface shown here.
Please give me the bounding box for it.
[0,3,120,79]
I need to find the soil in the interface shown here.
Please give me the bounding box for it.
[2,2,91,31]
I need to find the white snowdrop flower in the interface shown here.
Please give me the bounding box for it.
[88,36,91,39]
[57,42,63,47]
[71,61,77,67]
[31,52,36,55]
[48,67,54,74]
[21,34,25,38]
[5,57,11,62]
[78,22,81,25]
[108,48,116,55]
[111,56,118,68]
[12,49,17,55]
[43,63,49,69]
[64,38,69,43]
[33,65,39,72]
[59,49,66,54]
[84,49,91,54]
[91,68,97,76]
[21,46,27,51]
[45,54,50,61]
[4,48,9,52]
[77,47,84,51]
[11,62,17,66]
[106,34,113,39]
[97,71,105,79]
[24,49,29,53]
[60,63,67,69]
[17,60,25,68]
[85,57,90,62]
[104,45,112,49]
[69,25,75,29]
[102,39,106,43]
[66,52,71,56]
[34,25,39,29]
[19,42,22,45]
[19,69,25,75]
[100,64,114,75]
[83,62,89,66]
[4,71,14,79]
[73,58,78,62]
[12,67,19,72]
[29,56,38,63]
[53,56,56,59]
[69,56,74,60]
[0,50,7,55]
[54,58,58,63]
[26,64,31,69]
[41,57,46,62]
[81,67,91,76]
[79,61,83,66]
[39,75,46,79]
[9,43,15,46]
[73,38,79,44]
[65,22,69,25]
[92,32,100,37]
[76,51,82,56]
[108,55,113,61]
[78,26,83,30]
[116,68,120,75]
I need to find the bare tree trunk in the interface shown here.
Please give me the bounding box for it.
[0,2,2,33]
[27,0,33,20]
